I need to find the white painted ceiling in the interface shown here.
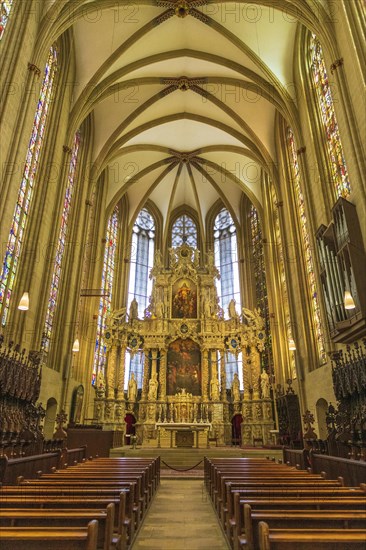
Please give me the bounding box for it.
[49,1,306,238]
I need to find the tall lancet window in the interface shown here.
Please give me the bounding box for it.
[249,205,272,371]
[214,209,240,316]
[126,208,155,387]
[288,128,326,364]
[0,45,58,326]
[42,132,81,354]
[310,34,351,199]
[214,208,241,387]
[0,0,13,40]
[172,214,197,248]
[92,206,119,385]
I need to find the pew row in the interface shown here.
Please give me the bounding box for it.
[0,519,99,550]
[258,521,366,550]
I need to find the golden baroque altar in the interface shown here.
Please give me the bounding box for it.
[94,244,274,447]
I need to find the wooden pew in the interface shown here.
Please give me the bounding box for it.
[0,518,99,550]
[16,474,145,526]
[222,481,362,537]
[229,494,366,549]
[236,503,366,550]
[0,504,117,550]
[0,491,131,548]
[258,521,366,549]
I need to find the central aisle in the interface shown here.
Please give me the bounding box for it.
[131,478,230,550]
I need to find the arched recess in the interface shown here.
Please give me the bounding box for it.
[43,398,58,439]
[316,397,328,440]
[232,414,243,446]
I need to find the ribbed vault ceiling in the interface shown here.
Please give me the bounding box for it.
[42,1,328,239]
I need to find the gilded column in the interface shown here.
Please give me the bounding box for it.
[141,349,150,400]
[202,348,209,400]
[251,348,261,399]
[116,344,126,400]
[210,350,220,401]
[242,350,251,400]
[220,350,227,401]
[158,349,167,400]
[106,343,118,399]
[151,349,158,377]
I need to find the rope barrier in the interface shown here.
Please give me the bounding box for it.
[161,459,203,471]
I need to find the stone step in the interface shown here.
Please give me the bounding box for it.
[110,446,283,469]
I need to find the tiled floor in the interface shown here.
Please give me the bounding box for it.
[131,478,230,550]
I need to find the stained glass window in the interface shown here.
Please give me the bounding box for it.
[172,214,198,248]
[0,46,58,326]
[288,128,327,364]
[92,206,119,385]
[0,0,13,40]
[214,209,240,318]
[270,184,296,378]
[310,34,351,199]
[126,208,155,387]
[41,132,81,353]
[249,205,272,371]
[214,208,241,387]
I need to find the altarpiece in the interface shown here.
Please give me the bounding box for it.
[94,244,274,447]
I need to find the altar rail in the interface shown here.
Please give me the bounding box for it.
[283,448,366,486]
[0,446,87,485]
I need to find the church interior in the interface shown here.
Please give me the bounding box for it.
[0,0,365,548]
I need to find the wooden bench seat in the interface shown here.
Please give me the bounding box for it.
[0,504,118,550]
[0,519,99,550]
[24,478,149,511]
[0,491,131,547]
[222,482,362,533]
[214,476,343,521]
[235,503,366,550]
[34,473,150,511]
[258,522,366,549]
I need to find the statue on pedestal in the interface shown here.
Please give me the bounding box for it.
[210,377,220,400]
[148,373,158,401]
[228,298,239,320]
[127,372,138,403]
[231,372,240,402]
[260,369,270,399]
[129,298,139,321]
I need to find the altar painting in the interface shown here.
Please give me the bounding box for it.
[172,278,197,318]
[167,338,201,395]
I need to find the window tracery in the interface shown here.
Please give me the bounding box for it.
[249,205,272,371]
[92,206,119,384]
[126,208,155,387]
[171,214,197,248]
[214,208,241,387]
[42,132,80,353]
[288,128,326,364]
[309,34,351,199]
[0,45,58,326]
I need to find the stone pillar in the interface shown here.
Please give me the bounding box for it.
[106,343,118,399]
[158,349,167,400]
[116,344,126,400]
[202,348,209,400]
[251,348,261,399]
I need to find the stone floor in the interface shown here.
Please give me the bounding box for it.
[131,478,230,550]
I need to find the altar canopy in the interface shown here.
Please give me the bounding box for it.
[94,244,274,447]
